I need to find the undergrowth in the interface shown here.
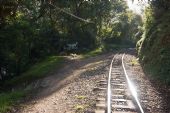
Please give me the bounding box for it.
[0,56,64,113]
[137,9,170,84]
[5,56,64,86]
[0,91,25,113]
[82,43,133,58]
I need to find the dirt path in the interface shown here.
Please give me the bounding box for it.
[14,50,170,113]
[16,53,113,113]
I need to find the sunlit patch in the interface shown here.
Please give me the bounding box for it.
[122,54,144,113]
[126,0,149,15]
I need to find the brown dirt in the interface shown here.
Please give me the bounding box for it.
[11,50,170,113]
[15,53,113,113]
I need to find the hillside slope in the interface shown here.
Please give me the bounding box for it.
[137,8,170,84]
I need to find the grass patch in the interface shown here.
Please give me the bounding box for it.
[130,59,139,66]
[82,47,103,58]
[6,56,64,86]
[81,43,133,58]
[74,104,89,111]
[74,105,84,111]
[0,90,25,113]
[1,56,64,113]
[75,95,87,99]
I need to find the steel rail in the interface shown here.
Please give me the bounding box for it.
[107,55,115,113]
[122,54,144,113]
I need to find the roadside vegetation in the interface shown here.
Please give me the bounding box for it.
[82,43,132,58]
[0,56,64,112]
[0,0,169,112]
[137,0,170,84]
[5,56,64,86]
[0,91,25,113]
[82,47,103,58]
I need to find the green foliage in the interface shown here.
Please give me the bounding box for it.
[0,55,63,113]
[102,10,142,45]
[137,2,170,84]
[143,7,154,34]
[82,47,103,58]
[150,0,170,11]
[82,42,132,58]
[0,0,140,84]
[0,0,146,111]
[5,56,64,86]
[0,0,137,82]
[0,90,25,113]
[130,59,139,66]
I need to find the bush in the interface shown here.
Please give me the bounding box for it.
[137,5,170,84]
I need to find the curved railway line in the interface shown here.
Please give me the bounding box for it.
[95,53,144,113]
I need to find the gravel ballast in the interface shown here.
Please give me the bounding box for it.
[18,53,113,113]
[16,50,170,113]
[123,50,170,113]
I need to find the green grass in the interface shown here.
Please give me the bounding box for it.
[130,59,139,66]
[6,56,64,86]
[1,56,64,113]
[82,47,103,58]
[0,91,25,113]
[74,104,89,111]
[81,44,132,58]
[75,95,87,99]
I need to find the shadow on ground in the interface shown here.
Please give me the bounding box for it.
[16,52,115,112]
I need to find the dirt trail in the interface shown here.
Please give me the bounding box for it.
[17,53,113,113]
[14,50,170,113]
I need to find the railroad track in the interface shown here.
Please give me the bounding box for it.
[94,54,144,113]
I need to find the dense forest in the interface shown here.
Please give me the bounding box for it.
[0,0,169,86]
[0,0,170,113]
[0,0,141,83]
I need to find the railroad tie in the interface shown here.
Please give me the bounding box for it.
[94,54,144,113]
